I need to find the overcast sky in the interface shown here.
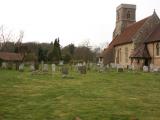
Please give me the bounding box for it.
[0,0,160,47]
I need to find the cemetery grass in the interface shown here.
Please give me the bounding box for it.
[0,69,160,120]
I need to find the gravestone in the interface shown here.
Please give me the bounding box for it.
[43,64,48,72]
[128,65,132,70]
[61,66,69,77]
[106,64,109,69]
[7,63,13,70]
[83,61,86,66]
[19,63,24,72]
[99,63,105,72]
[149,64,154,72]
[1,62,7,69]
[117,64,124,72]
[143,66,149,72]
[110,63,116,68]
[30,64,35,71]
[59,60,64,66]
[149,64,160,72]
[41,61,44,71]
[51,64,56,72]
[78,66,86,74]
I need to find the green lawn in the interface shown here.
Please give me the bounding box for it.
[0,69,160,120]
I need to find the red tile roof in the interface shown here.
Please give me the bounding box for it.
[146,24,160,43]
[113,16,150,46]
[0,52,24,61]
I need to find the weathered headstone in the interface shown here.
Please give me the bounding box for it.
[61,66,69,77]
[149,64,154,72]
[78,66,87,74]
[98,63,105,72]
[143,66,149,72]
[59,60,64,66]
[128,65,132,70]
[19,63,24,72]
[1,62,7,69]
[117,64,124,72]
[30,64,35,71]
[106,64,109,69]
[51,64,56,72]
[7,63,13,70]
[43,64,48,72]
[110,63,116,68]
[83,61,86,66]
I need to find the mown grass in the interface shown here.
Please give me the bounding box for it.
[0,68,160,120]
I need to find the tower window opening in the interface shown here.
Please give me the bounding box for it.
[127,11,131,19]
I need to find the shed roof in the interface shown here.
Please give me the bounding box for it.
[0,52,24,61]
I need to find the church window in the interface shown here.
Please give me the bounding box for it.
[125,47,128,63]
[127,11,131,19]
[156,42,160,56]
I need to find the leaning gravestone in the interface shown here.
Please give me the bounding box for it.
[30,64,35,71]
[43,64,48,72]
[143,66,149,72]
[61,66,69,77]
[19,63,24,72]
[51,64,56,73]
[1,62,7,69]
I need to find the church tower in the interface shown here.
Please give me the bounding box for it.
[113,4,136,39]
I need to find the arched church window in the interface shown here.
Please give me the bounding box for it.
[127,11,131,19]
[156,42,160,56]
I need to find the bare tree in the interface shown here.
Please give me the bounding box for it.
[14,30,24,52]
[0,25,12,51]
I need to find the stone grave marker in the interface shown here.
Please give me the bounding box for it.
[19,63,24,72]
[143,66,149,72]
[149,64,154,72]
[110,63,116,68]
[61,66,69,77]
[117,64,124,72]
[30,64,35,71]
[51,64,56,73]
[1,62,7,69]
[99,63,105,72]
[59,60,64,66]
[43,64,48,72]
[79,66,87,74]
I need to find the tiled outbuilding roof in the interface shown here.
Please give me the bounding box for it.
[0,52,24,61]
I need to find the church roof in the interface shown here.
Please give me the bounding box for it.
[146,24,160,43]
[113,16,150,46]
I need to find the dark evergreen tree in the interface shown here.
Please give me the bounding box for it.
[47,38,62,63]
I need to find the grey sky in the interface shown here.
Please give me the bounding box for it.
[0,0,159,47]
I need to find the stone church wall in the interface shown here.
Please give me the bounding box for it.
[114,43,133,67]
[147,43,160,66]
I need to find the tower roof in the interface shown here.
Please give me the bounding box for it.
[116,4,136,10]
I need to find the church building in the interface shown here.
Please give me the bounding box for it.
[101,4,160,69]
